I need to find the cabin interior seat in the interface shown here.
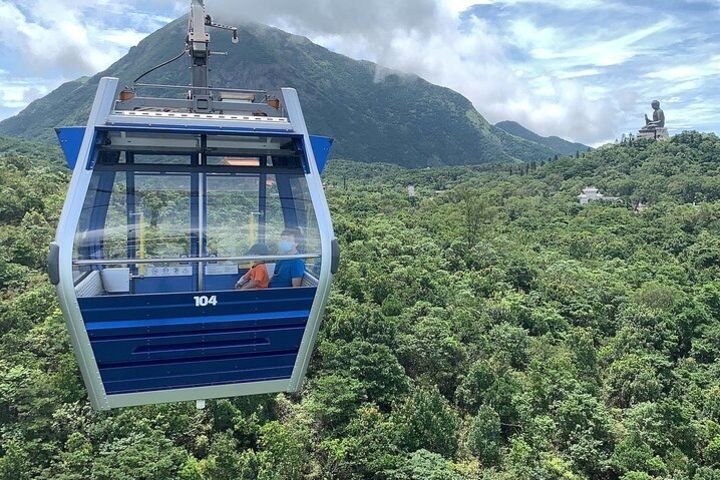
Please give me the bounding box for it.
[75,270,106,298]
[302,272,319,287]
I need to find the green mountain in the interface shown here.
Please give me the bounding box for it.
[496,120,590,157]
[0,18,560,168]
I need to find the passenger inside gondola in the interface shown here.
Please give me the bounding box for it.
[235,243,271,290]
[270,228,306,288]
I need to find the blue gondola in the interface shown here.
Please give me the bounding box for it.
[47,0,339,411]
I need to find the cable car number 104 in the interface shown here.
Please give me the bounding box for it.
[194,295,218,307]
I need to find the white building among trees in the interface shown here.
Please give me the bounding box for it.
[579,187,621,205]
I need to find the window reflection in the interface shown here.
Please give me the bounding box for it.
[73,135,321,297]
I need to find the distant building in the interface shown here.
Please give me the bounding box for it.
[579,187,621,205]
[408,185,416,198]
[634,202,648,213]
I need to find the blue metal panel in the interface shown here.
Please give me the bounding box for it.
[309,135,334,174]
[92,326,305,363]
[77,288,317,394]
[191,153,200,289]
[102,360,296,394]
[55,127,86,169]
[277,174,298,229]
[79,286,316,321]
[204,274,241,291]
[133,277,195,294]
[126,154,138,278]
[100,353,297,383]
[88,171,116,262]
[86,310,309,336]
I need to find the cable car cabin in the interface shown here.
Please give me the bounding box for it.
[49,77,339,410]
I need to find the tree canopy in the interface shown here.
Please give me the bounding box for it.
[1,133,720,479]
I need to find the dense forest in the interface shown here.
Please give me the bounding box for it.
[1,132,720,479]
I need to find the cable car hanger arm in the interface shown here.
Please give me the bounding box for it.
[133,50,187,85]
[118,0,282,116]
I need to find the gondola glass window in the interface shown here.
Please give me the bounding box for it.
[72,132,322,297]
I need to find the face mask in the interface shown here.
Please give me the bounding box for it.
[278,241,294,254]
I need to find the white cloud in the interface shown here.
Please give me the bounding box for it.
[205,0,625,143]
[6,0,184,72]
[645,55,720,81]
[557,69,602,80]
[1,87,30,109]
[443,0,483,14]
[0,80,51,109]
[98,28,152,48]
[447,0,627,11]
[0,0,171,116]
[0,0,152,76]
[510,17,675,67]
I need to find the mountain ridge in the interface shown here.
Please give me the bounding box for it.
[496,120,591,158]
[1,18,573,168]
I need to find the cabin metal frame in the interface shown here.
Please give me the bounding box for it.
[50,77,338,410]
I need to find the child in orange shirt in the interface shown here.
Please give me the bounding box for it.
[235,244,270,290]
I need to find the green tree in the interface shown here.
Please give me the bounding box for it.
[467,405,502,466]
[91,433,187,480]
[391,450,462,480]
[391,387,460,458]
[257,421,309,480]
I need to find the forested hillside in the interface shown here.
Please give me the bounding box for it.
[2,133,720,479]
[496,121,591,158]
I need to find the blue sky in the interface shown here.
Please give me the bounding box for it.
[1,0,719,145]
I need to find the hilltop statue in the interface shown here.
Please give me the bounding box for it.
[639,100,669,141]
[644,100,665,129]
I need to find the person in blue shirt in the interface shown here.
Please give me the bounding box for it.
[270,228,306,288]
